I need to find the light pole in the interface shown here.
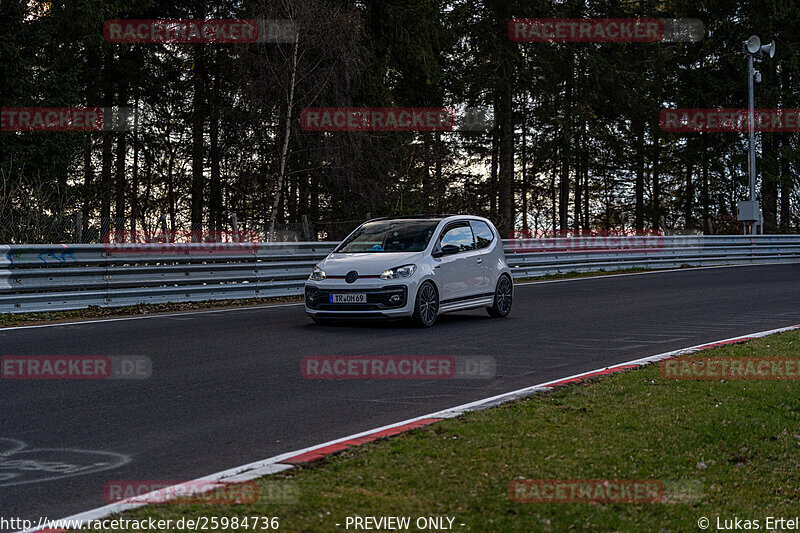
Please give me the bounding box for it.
[738,35,775,234]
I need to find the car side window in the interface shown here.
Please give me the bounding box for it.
[440,224,476,252]
[470,221,494,249]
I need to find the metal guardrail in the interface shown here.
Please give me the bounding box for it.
[504,235,800,277]
[1,235,799,313]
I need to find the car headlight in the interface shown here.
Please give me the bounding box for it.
[380,264,417,280]
[309,266,326,281]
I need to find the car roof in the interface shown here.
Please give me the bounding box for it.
[365,214,489,224]
[366,214,454,221]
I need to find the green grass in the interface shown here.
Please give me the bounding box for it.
[88,330,800,532]
[0,296,303,328]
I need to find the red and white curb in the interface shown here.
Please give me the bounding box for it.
[21,323,800,532]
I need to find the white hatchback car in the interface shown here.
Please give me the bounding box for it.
[304,215,513,327]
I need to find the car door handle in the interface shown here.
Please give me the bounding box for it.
[476,258,482,263]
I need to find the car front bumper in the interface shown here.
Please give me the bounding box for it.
[304,280,414,318]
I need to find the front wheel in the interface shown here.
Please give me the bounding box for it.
[486,275,513,318]
[411,281,439,328]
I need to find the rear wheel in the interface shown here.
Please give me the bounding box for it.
[486,275,513,318]
[411,281,439,328]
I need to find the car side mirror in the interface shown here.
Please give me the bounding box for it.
[441,244,460,256]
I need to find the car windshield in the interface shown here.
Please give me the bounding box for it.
[336,220,440,253]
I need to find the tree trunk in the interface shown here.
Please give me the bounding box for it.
[550,166,556,232]
[131,89,139,238]
[167,146,176,239]
[142,152,152,238]
[82,136,93,243]
[651,123,661,231]
[779,137,790,233]
[521,100,528,231]
[288,172,297,223]
[603,160,610,230]
[760,133,778,233]
[209,96,221,237]
[559,153,570,232]
[422,133,432,211]
[489,96,498,223]
[310,173,319,222]
[269,34,299,241]
[582,123,589,229]
[114,80,128,237]
[559,53,573,232]
[434,130,443,212]
[82,45,99,242]
[191,43,206,241]
[684,162,694,229]
[701,133,710,234]
[100,48,114,233]
[634,118,644,231]
[574,123,583,230]
[498,66,515,236]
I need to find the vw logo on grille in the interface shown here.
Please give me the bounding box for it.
[345,270,359,283]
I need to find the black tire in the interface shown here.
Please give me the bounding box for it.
[486,275,513,318]
[411,281,439,328]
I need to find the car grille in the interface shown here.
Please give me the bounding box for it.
[305,285,407,311]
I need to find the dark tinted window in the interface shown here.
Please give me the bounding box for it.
[470,220,494,249]
[440,224,475,252]
[336,220,439,253]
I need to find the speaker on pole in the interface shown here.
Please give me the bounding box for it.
[760,40,776,58]
[745,35,761,54]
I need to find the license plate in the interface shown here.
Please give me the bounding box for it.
[330,293,366,304]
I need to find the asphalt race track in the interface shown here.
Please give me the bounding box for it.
[2,263,799,527]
